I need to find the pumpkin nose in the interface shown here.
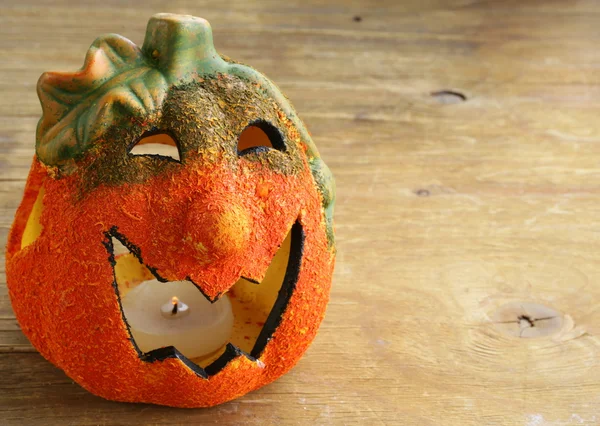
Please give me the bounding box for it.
[183,199,252,263]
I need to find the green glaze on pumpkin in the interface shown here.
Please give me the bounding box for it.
[36,13,335,244]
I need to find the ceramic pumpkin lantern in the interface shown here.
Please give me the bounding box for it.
[5,14,335,407]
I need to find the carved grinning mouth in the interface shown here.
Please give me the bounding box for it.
[102,220,304,378]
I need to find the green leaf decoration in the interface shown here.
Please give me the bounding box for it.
[36,34,168,167]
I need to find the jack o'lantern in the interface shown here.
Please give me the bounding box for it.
[5,14,335,408]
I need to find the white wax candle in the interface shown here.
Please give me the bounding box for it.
[120,279,234,359]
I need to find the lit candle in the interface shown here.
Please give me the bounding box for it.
[161,296,190,318]
[120,279,234,359]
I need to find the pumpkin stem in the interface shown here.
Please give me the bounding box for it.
[142,13,222,83]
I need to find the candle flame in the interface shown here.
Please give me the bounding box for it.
[171,296,179,306]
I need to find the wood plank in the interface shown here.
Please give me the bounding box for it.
[0,350,399,425]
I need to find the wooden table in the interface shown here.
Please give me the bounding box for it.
[2,1,600,424]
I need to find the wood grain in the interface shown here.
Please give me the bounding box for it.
[3,0,600,424]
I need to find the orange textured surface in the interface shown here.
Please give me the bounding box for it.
[6,150,334,407]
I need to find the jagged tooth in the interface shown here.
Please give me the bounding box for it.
[186,277,218,303]
[230,343,262,364]
[239,218,296,286]
[110,235,131,256]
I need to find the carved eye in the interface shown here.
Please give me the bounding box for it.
[129,132,181,162]
[237,120,286,155]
